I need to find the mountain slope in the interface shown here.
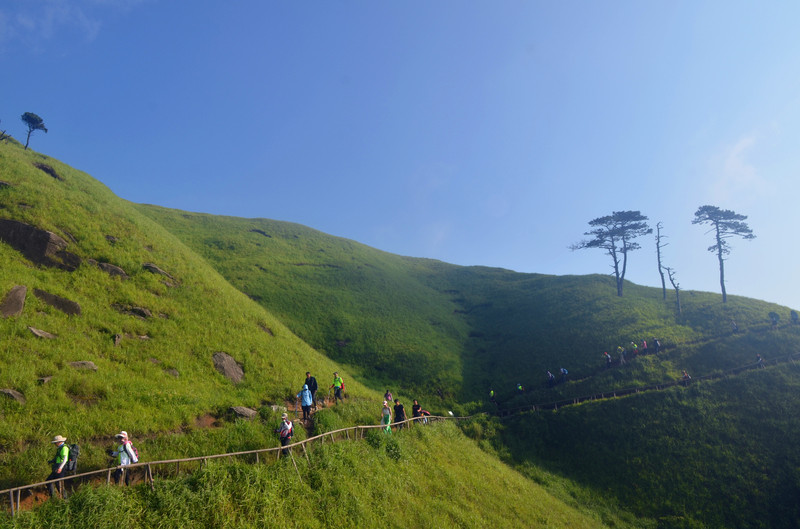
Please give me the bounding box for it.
[0,142,360,486]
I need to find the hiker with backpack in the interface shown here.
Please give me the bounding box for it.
[304,372,319,410]
[46,435,70,497]
[110,431,139,486]
[560,367,568,383]
[297,384,313,422]
[330,372,345,404]
[276,413,294,456]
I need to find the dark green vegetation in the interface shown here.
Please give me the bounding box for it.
[2,139,800,528]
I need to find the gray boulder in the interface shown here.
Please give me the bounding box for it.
[229,406,258,419]
[0,389,26,405]
[28,326,57,339]
[143,262,175,280]
[33,288,81,316]
[212,352,244,384]
[0,219,80,270]
[0,285,27,317]
[69,361,98,371]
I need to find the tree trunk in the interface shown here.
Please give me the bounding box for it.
[715,226,727,303]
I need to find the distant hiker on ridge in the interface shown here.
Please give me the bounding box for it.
[547,371,555,388]
[304,372,318,410]
[560,367,568,383]
[756,354,765,369]
[604,351,612,368]
[618,346,626,365]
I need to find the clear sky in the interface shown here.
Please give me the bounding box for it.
[2,1,798,310]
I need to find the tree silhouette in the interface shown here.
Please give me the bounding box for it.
[571,210,652,297]
[692,205,755,303]
[655,222,668,301]
[21,112,48,150]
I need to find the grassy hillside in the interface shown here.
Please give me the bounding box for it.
[0,141,363,486]
[136,205,798,404]
[0,142,648,528]
[136,204,800,529]
[3,420,620,529]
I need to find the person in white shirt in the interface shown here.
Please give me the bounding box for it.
[110,430,138,485]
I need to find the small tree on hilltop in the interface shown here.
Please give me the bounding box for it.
[21,112,48,150]
[571,210,652,297]
[0,120,8,142]
[655,221,668,301]
[692,205,755,303]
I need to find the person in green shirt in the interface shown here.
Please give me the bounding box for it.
[46,435,69,497]
[330,372,345,404]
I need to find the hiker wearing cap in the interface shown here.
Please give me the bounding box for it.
[276,413,294,456]
[381,401,392,434]
[304,372,319,410]
[46,435,69,497]
[110,431,139,486]
[330,372,345,404]
[297,384,313,422]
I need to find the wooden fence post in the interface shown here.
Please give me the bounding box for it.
[9,490,14,517]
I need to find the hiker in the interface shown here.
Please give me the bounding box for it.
[630,341,639,358]
[330,372,345,404]
[653,339,661,355]
[297,384,313,422]
[618,346,626,365]
[276,413,294,456]
[411,399,423,423]
[384,389,393,403]
[381,401,392,434]
[393,399,407,430]
[489,388,497,405]
[731,319,739,333]
[304,372,318,410]
[560,367,568,383]
[756,354,765,368]
[46,435,69,497]
[547,371,555,388]
[110,431,138,486]
[682,370,692,386]
[516,382,525,393]
[604,351,612,368]
[641,339,648,354]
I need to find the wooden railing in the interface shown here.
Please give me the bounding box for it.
[1,415,468,516]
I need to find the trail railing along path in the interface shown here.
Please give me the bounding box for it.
[1,415,467,517]
[4,349,799,516]
[495,350,800,417]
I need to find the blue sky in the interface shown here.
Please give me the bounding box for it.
[2,1,798,310]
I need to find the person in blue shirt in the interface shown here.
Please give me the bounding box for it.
[297,384,313,422]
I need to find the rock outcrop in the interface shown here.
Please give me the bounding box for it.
[0,389,26,405]
[0,285,27,317]
[0,219,80,270]
[212,352,244,384]
[33,288,81,315]
[28,326,56,339]
[229,406,258,419]
[69,361,98,371]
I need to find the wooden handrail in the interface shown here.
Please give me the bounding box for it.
[0,414,465,511]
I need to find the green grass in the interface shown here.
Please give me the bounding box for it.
[5,140,800,528]
[2,422,622,529]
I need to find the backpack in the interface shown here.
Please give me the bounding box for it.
[65,444,80,472]
[126,441,139,461]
